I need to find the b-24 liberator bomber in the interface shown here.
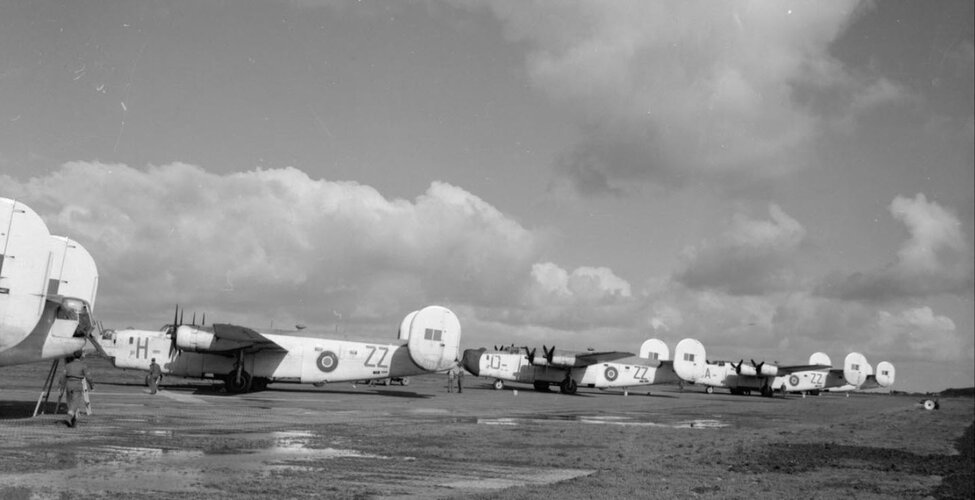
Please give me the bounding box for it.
[673,338,896,397]
[461,339,679,395]
[770,351,896,395]
[98,305,461,393]
[673,338,833,397]
[0,197,99,367]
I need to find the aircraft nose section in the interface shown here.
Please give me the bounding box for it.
[461,348,485,376]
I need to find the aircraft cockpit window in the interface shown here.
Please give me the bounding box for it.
[683,353,695,362]
[649,353,659,360]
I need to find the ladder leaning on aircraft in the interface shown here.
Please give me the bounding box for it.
[96,304,462,393]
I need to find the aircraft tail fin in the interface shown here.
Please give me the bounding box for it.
[673,338,707,382]
[639,338,670,361]
[397,310,420,341]
[809,352,831,366]
[874,361,895,388]
[405,305,461,372]
[843,352,870,387]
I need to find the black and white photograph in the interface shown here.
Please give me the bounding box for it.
[1,1,972,498]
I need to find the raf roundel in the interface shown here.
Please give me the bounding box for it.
[604,366,619,382]
[789,374,800,386]
[316,351,339,373]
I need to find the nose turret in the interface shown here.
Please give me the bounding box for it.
[461,348,485,376]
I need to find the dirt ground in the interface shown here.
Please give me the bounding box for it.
[1,358,972,499]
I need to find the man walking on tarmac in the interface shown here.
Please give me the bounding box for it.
[148,358,162,394]
[59,350,93,428]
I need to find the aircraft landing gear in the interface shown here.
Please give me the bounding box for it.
[493,379,505,390]
[533,381,551,392]
[705,386,714,394]
[559,378,578,395]
[761,385,773,398]
[225,349,253,393]
[224,371,252,393]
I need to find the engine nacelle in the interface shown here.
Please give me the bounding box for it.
[405,305,461,372]
[549,352,578,366]
[175,325,249,353]
[736,362,778,377]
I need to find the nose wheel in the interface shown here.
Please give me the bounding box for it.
[493,379,505,390]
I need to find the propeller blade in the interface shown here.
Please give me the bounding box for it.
[543,345,555,364]
[202,313,206,326]
[191,312,197,325]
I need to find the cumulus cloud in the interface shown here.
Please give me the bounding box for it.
[819,193,973,301]
[461,0,881,193]
[2,162,541,329]
[499,261,640,331]
[674,204,807,294]
[873,307,964,362]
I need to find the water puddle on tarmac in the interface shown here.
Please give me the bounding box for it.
[4,429,594,497]
[477,414,728,428]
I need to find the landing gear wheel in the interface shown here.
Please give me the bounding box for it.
[533,381,551,392]
[761,385,773,398]
[224,371,252,393]
[400,377,410,386]
[493,379,504,391]
[559,378,578,395]
[705,386,714,394]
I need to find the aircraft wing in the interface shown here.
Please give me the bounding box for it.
[210,323,286,352]
[775,363,832,375]
[568,351,634,367]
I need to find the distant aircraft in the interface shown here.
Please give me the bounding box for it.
[672,338,834,397]
[766,352,895,395]
[97,305,461,393]
[0,198,99,367]
[822,358,896,394]
[461,339,679,395]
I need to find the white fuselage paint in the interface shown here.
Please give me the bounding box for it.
[474,351,678,389]
[101,329,432,384]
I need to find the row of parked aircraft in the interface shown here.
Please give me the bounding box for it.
[461,338,895,397]
[1,197,894,397]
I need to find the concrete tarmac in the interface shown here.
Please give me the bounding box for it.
[1,358,971,499]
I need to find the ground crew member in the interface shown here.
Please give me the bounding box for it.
[148,358,162,394]
[455,362,464,394]
[446,367,455,393]
[59,351,93,428]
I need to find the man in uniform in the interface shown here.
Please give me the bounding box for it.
[148,358,162,394]
[454,360,464,393]
[60,351,93,428]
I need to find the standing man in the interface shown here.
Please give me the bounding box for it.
[455,361,464,394]
[148,358,162,394]
[446,367,455,393]
[59,351,93,428]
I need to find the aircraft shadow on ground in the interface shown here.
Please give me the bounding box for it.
[0,400,62,420]
[158,384,436,399]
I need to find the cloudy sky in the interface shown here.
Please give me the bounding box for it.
[1,1,971,392]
